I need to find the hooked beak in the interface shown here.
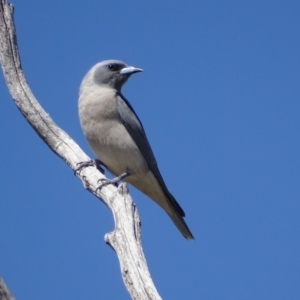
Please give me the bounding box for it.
[120,66,143,75]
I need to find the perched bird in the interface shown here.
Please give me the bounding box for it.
[78,59,194,239]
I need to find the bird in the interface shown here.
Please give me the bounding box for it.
[78,59,194,239]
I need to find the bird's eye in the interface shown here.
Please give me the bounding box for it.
[108,64,118,71]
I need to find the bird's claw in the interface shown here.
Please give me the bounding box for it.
[74,159,105,175]
[95,172,131,192]
[95,178,117,192]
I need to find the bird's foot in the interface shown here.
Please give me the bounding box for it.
[95,172,130,192]
[74,159,106,175]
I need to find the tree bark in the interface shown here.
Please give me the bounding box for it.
[0,1,162,299]
[0,278,15,300]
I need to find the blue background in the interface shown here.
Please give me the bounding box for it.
[1,1,299,299]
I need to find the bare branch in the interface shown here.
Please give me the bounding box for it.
[0,278,15,300]
[0,1,161,299]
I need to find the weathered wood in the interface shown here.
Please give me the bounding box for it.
[0,1,161,299]
[0,278,15,300]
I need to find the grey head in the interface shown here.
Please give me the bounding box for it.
[91,59,143,91]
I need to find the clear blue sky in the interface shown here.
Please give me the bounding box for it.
[1,1,299,299]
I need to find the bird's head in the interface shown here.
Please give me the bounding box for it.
[91,59,143,91]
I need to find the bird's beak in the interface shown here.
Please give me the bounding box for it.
[120,66,143,75]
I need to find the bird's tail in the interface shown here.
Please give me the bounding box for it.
[168,211,194,240]
[164,191,194,240]
[129,171,194,239]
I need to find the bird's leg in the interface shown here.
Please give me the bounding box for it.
[95,171,131,191]
[74,159,106,175]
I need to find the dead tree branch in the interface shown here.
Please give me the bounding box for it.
[0,278,15,300]
[0,1,161,299]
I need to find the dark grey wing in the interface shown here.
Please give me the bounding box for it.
[116,92,185,217]
[116,92,157,167]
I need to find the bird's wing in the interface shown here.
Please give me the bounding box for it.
[116,92,185,217]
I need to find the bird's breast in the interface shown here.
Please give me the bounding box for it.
[79,87,149,179]
[88,122,149,177]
